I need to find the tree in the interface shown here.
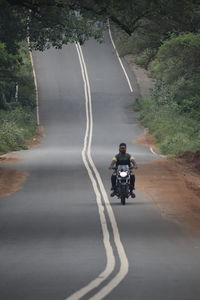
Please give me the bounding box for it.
[0,42,21,108]
[150,33,200,116]
[2,0,199,52]
[0,0,27,53]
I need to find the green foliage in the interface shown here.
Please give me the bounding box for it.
[151,33,200,83]
[2,0,199,52]
[17,42,36,109]
[150,33,200,117]
[135,99,200,155]
[110,0,200,70]
[1,0,108,52]
[129,31,200,155]
[28,5,106,50]
[0,107,36,153]
[0,43,20,77]
[1,0,199,157]
[0,41,36,109]
[134,48,157,69]
[110,21,165,68]
[0,0,27,54]
[0,41,37,154]
[0,42,21,109]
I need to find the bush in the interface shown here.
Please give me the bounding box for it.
[135,98,200,155]
[0,121,25,150]
[149,33,200,121]
[15,42,36,109]
[0,41,37,154]
[134,48,157,69]
[151,33,200,80]
[0,107,36,154]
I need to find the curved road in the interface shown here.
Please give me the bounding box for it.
[0,32,200,300]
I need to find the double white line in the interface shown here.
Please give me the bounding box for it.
[65,43,129,300]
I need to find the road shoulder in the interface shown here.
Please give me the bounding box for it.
[127,57,200,235]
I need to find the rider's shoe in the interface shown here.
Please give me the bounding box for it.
[130,191,135,198]
[110,191,116,197]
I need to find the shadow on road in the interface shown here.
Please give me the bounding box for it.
[110,201,151,206]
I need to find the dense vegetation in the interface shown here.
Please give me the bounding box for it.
[111,5,200,155]
[0,0,200,155]
[0,42,36,154]
[2,0,199,51]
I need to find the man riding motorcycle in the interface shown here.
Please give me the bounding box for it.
[109,143,138,198]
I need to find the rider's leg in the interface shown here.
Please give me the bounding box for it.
[130,174,135,190]
[111,174,117,196]
[111,174,116,190]
[130,174,136,198]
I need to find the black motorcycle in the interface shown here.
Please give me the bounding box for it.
[115,165,131,205]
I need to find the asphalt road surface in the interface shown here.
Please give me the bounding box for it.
[0,32,200,300]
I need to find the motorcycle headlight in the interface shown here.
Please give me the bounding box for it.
[120,171,127,178]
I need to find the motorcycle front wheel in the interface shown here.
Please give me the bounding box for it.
[120,185,126,205]
[121,196,126,205]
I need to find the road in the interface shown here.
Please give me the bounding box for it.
[0,31,200,300]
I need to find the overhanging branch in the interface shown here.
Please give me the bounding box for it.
[6,0,151,36]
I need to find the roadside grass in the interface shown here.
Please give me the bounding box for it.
[0,107,36,153]
[0,42,37,154]
[134,99,200,156]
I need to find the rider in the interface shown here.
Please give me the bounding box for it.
[109,143,138,198]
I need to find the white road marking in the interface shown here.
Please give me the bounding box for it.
[108,20,133,93]
[77,44,129,300]
[65,43,129,299]
[27,38,40,125]
[65,44,115,300]
[150,147,166,158]
[150,147,158,156]
[108,21,162,158]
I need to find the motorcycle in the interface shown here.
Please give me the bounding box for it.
[114,165,132,205]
